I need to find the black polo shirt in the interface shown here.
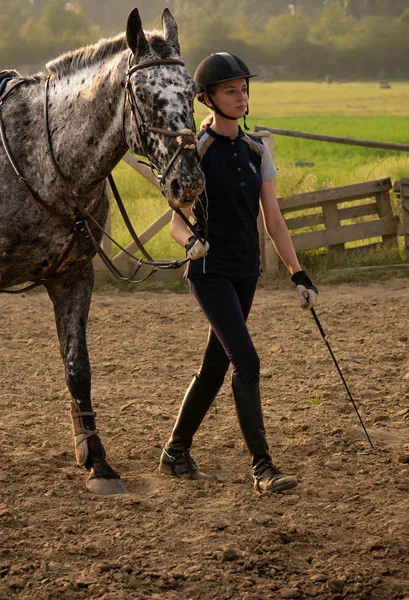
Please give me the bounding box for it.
[188,125,277,279]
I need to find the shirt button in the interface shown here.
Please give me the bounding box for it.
[231,142,235,145]
[238,167,241,171]
[234,153,238,157]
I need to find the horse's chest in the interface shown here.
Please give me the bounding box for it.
[0,225,87,287]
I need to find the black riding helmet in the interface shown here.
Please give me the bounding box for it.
[194,52,256,130]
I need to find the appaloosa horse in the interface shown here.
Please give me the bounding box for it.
[0,8,204,494]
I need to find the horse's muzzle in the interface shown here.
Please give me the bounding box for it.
[164,171,205,210]
[167,195,196,210]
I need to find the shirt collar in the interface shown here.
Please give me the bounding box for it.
[205,125,245,142]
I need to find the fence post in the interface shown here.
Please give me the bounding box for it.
[254,130,279,275]
[374,189,398,248]
[322,201,343,253]
[399,179,409,261]
[258,212,279,275]
[264,132,275,162]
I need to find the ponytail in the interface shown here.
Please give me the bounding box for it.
[200,113,214,130]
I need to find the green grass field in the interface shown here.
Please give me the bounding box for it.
[111,82,409,263]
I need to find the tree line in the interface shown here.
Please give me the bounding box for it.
[1,0,409,78]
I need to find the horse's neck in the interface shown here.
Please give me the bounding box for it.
[49,53,128,189]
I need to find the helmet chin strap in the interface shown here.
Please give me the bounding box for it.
[208,95,250,131]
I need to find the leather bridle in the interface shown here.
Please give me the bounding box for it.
[0,53,207,292]
[123,54,198,186]
[121,54,207,243]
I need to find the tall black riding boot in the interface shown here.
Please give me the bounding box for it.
[232,375,297,494]
[159,375,220,480]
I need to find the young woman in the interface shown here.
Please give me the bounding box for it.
[159,52,318,495]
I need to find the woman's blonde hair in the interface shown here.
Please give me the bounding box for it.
[197,85,216,130]
[200,114,214,130]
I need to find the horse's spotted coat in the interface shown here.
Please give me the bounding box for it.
[0,9,204,494]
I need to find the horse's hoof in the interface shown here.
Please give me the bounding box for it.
[86,477,128,495]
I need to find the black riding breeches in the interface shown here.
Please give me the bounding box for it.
[189,274,260,385]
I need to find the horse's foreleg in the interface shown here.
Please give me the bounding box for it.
[45,263,126,495]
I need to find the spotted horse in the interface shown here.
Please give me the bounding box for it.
[0,8,205,494]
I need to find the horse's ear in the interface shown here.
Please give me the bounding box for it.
[126,8,148,56]
[161,8,180,51]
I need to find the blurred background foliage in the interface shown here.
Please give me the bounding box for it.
[1,0,409,79]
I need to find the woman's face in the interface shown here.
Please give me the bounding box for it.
[206,78,248,118]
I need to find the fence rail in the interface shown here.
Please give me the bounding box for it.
[93,130,407,286]
[278,177,398,253]
[254,125,409,154]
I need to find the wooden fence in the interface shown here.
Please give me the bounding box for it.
[258,176,401,274]
[94,131,406,287]
[397,178,409,260]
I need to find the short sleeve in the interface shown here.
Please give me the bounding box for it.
[260,140,277,181]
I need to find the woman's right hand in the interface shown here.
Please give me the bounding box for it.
[185,236,210,260]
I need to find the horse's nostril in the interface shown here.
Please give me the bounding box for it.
[170,179,181,197]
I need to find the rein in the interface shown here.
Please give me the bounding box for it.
[0,79,49,216]
[0,53,207,292]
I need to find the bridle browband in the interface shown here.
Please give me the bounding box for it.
[0,52,207,292]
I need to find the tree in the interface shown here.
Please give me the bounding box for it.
[41,0,90,35]
[0,0,27,31]
[266,9,310,46]
[0,0,28,64]
[398,6,409,23]
[313,1,355,39]
[23,0,49,19]
[344,0,409,18]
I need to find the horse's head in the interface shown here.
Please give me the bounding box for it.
[124,8,204,209]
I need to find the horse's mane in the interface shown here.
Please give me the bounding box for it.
[46,33,127,78]
[0,69,21,83]
[46,30,174,79]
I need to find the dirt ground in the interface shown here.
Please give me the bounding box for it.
[1,279,409,600]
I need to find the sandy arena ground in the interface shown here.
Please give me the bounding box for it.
[1,279,409,600]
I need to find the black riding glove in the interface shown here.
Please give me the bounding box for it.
[291,270,318,309]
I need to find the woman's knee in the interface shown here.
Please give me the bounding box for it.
[232,354,260,385]
[197,360,228,388]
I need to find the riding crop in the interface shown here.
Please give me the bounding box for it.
[308,306,374,448]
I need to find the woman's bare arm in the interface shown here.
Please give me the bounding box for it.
[170,205,194,247]
[260,178,302,275]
